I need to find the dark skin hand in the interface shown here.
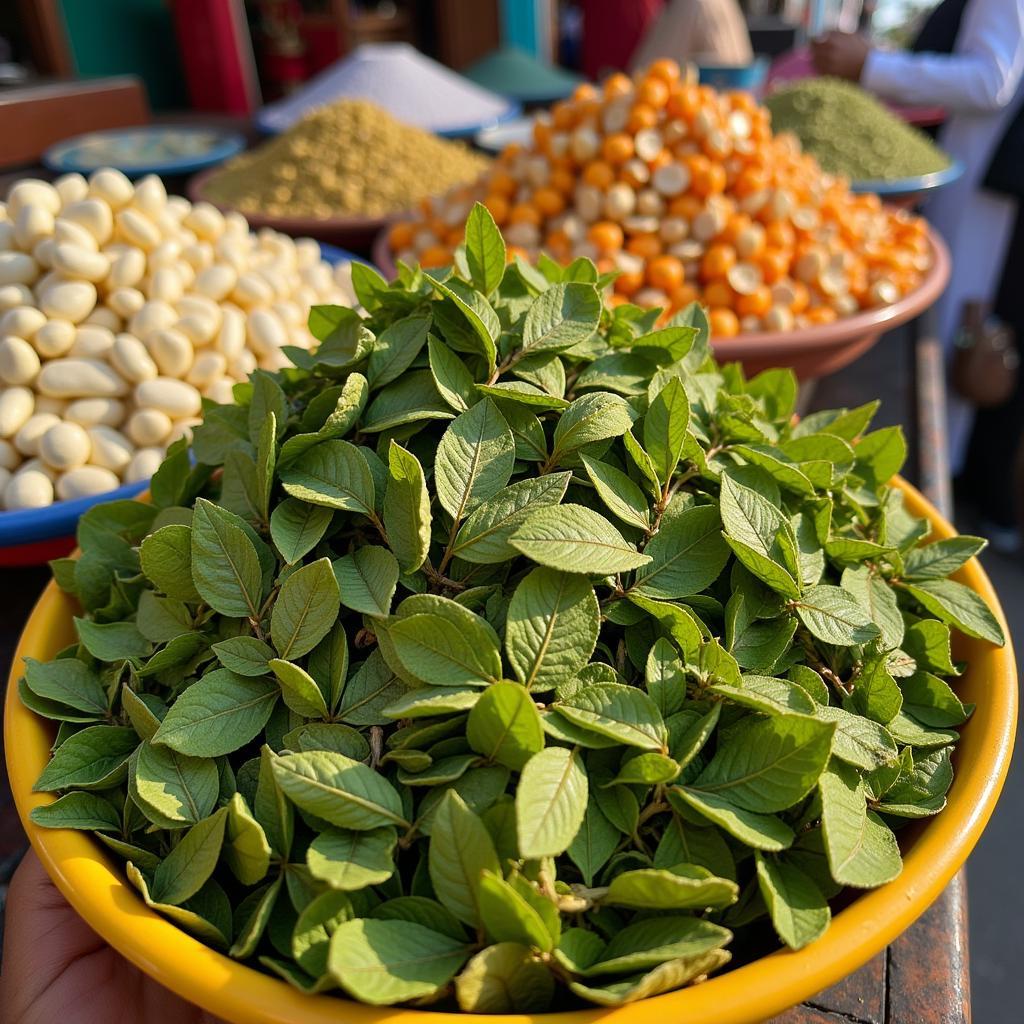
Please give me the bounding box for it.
[811,31,872,82]
[0,850,222,1024]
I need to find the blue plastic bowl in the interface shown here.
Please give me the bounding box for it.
[0,243,360,564]
[698,59,770,93]
[850,159,964,199]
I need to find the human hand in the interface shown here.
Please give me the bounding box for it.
[810,31,871,81]
[0,850,223,1024]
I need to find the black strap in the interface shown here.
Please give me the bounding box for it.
[911,0,970,55]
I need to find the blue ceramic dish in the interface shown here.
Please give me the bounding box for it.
[0,243,359,563]
[850,159,964,198]
[43,127,246,179]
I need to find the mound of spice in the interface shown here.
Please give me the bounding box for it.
[765,78,951,182]
[202,99,491,219]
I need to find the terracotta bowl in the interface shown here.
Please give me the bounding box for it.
[372,226,951,381]
[4,478,1015,1024]
[189,167,387,252]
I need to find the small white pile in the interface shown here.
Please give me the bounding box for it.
[0,168,356,511]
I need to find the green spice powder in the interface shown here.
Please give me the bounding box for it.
[765,77,951,182]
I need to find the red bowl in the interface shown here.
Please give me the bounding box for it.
[189,167,386,252]
[372,225,951,381]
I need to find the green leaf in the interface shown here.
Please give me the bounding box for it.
[428,790,501,926]
[21,657,107,716]
[230,877,282,959]
[332,547,399,618]
[327,918,472,1005]
[477,871,553,950]
[568,951,732,1006]
[271,557,340,660]
[853,426,907,487]
[34,725,137,792]
[516,746,588,858]
[127,866,230,950]
[903,619,958,676]
[455,943,555,1014]
[430,277,499,371]
[464,203,506,296]
[586,916,730,976]
[692,714,835,812]
[607,752,680,785]
[270,499,334,565]
[435,399,515,522]
[506,567,599,691]
[291,890,354,978]
[271,750,409,830]
[522,282,601,352]
[755,853,830,950]
[383,442,431,574]
[551,392,635,462]
[269,659,329,719]
[580,455,650,530]
[336,650,407,725]
[151,807,228,906]
[74,618,150,662]
[224,792,272,885]
[819,763,902,887]
[557,683,666,751]
[362,369,455,433]
[280,440,375,516]
[900,671,968,727]
[133,740,219,827]
[903,578,1005,645]
[191,498,264,619]
[367,315,431,389]
[603,866,738,910]
[567,794,619,885]
[466,680,544,770]
[710,675,815,717]
[388,608,502,687]
[370,897,466,942]
[140,525,202,602]
[152,670,278,757]
[510,504,651,574]
[814,704,898,769]
[633,504,730,599]
[845,653,903,724]
[670,787,794,851]
[796,584,881,647]
[904,535,986,580]
[644,378,690,484]
[308,826,398,890]
[30,791,121,831]
[212,636,276,677]
[428,335,477,412]
[841,566,904,650]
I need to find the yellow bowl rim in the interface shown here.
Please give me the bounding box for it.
[4,477,1017,1024]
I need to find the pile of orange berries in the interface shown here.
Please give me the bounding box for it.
[385,60,933,337]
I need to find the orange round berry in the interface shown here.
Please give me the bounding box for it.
[602,133,635,164]
[736,285,772,318]
[700,243,737,282]
[709,307,740,337]
[587,221,625,254]
[647,255,685,292]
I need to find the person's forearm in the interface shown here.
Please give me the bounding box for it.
[863,48,1021,113]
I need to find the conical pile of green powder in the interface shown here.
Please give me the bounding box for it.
[765,77,951,181]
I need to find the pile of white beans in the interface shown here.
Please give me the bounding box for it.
[0,168,356,511]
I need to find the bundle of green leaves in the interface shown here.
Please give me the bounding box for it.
[25,206,1005,1012]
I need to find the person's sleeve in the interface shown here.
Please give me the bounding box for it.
[862,0,1024,112]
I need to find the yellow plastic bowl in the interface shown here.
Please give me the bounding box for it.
[5,478,1016,1024]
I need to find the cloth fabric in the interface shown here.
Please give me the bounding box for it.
[630,0,754,68]
[580,0,664,79]
[862,0,1024,471]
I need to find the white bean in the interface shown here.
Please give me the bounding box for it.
[110,333,158,382]
[108,287,146,319]
[32,238,55,269]
[166,417,200,446]
[232,272,273,307]
[4,469,53,509]
[0,438,18,470]
[215,306,246,359]
[37,358,128,398]
[0,386,34,437]
[186,351,227,388]
[34,396,66,416]
[61,199,113,244]
[132,175,167,218]
[81,306,121,332]
[52,243,110,282]
[56,465,120,501]
[14,205,55,250]
[7,180,60,218]
[39,280,96,323]
[129,299,177,340]
[126,408,172,446]
[54,218,99,252]
[105,246,146,289]
[88,168,134,210]
[148,327,193,377]
[65,397,125,428]
[116,208,161,250]
[247,309,286,356]
[39,421,90,470]
[87,425,134,473]
[148,266,183,304]
[69,325,115,359]
[125,447,162,483]
[14,457,56,481]
[195,264,237,301]
[182,241,214,271]
[14,412,60,455]
[176,314,217,346]
[0,252,39,286]
[0,335,41,384]
[228,350,257,379]
[0,306,45,339]
[183,202,224,241]
[0,285,33,310]
[134,377,201,418]
[54,173,89,206]
[204,378,236,404]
